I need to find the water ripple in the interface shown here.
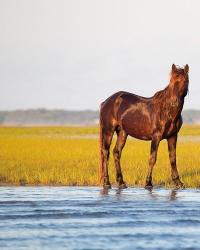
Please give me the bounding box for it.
[0,187,200,250]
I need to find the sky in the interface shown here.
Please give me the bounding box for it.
[0,0,200,111]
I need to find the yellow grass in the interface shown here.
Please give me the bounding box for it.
[0,126,200,187]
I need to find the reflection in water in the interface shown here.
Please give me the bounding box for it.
[146,188,178,201]
[101,187,178,202]
[0,187,200,250]
[100,188,109,196]
[170,189,178,201]
[116,187,123,196]
[100,187,128,198]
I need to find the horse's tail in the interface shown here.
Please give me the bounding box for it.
[99,105,104,184]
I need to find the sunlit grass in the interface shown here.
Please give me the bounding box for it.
[0,125,197,136]
[0,126,200,187]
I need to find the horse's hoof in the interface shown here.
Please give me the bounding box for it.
[174,182,185,190]
[119,183,128,189]
[145,180,153,190]
[173,178,185,189]
[103,183,112,189]
[145,185,153,190]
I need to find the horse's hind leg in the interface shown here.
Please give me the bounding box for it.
[100,128,114,189]
[113,128,127,189]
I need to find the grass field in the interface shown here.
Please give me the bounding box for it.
[0,126,200,187]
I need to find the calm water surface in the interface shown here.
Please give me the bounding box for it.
[0,187,200,250]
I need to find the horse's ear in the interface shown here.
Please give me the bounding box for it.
[172,64,177,72]
[184,64,189,74]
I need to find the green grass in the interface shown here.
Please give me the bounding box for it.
[0,125,200,187]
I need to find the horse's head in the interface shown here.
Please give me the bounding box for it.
[170,64,189,97]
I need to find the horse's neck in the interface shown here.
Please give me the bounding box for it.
[155,85,184,118]
[167,83,185,105]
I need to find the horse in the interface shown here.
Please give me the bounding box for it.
[99,64,189,189]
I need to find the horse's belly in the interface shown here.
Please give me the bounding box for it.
[121,111,152,140]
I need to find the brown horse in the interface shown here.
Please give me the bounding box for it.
[99,64,189,189]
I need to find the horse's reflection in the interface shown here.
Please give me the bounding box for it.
[100,188,178,201]
[100,187,124,197]
[169,190,177,201]
[147,188,178,201]
[100,188,109,196]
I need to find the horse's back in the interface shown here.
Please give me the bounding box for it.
[101,91,149,109]
[100,91,152,139]
[100,91,145,120]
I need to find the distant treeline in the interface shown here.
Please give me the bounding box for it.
[0,109,199,125]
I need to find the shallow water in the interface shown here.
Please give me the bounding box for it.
[0,187,200,250]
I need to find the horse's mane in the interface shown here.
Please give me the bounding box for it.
[153,66,188,102]
[153,87,169,101]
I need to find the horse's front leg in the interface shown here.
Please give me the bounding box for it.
[145,135,161,189]
[167,134,184,189]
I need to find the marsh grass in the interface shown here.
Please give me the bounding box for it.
[0,126,200,187]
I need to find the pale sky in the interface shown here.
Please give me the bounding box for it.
[0,0,200,110]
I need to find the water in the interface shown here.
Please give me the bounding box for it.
[0,187,200,250]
